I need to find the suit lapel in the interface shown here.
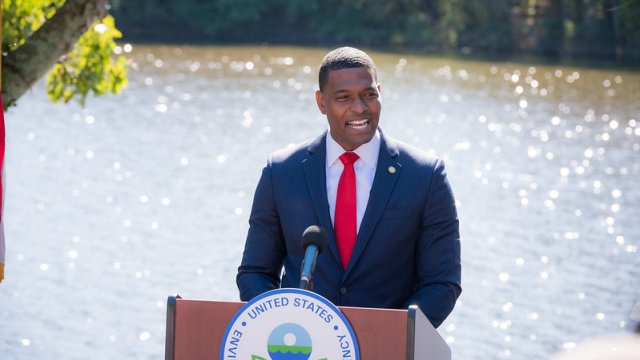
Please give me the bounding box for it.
[345,131,401,276]
[302,132,342,264]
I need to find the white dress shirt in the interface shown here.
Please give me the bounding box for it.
[326,129,381,232]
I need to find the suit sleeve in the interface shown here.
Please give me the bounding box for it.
[404,158,461,328]
[236,160,286,300]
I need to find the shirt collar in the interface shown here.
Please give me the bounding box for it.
[326,128,381,169]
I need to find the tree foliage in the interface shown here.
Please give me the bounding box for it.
[46,15,127,106]
[2,0,66,50]
[2,0,128,109]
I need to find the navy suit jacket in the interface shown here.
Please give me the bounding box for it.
[237,129,461,327]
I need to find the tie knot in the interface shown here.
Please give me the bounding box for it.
[339,152,360,166]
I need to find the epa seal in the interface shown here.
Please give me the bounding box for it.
[220,288,360,360]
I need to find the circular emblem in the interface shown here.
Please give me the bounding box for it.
[220,288,360,359]
[267,323,312,360]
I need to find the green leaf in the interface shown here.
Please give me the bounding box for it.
[43,14,129,105]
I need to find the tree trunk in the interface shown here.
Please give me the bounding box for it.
[1,0,108,110]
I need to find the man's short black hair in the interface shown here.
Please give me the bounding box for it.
[318,47,377,92]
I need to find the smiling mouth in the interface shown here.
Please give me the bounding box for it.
[347,119,369,130]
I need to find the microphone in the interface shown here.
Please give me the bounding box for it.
[299,225,328,290]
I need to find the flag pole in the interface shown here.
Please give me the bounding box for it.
[0,0,6,282]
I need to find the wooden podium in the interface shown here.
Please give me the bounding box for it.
[165,296,450,360]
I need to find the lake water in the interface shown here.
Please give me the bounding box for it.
[1,45,639,359]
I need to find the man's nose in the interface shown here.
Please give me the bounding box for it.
[350,96,367,113]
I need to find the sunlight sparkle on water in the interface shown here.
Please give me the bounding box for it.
[611,189,622,198]
[564,232,580,240]
[502,302,513,312]
[519,99,528,108]
[154,103,168,113]
[274,57,294,65]
[544,200,555,210]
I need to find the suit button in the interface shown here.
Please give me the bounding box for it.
[340,287,347,295]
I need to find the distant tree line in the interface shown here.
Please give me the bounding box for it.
[112,0,640,63]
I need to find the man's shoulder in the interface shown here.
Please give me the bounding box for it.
[268,134,323,165]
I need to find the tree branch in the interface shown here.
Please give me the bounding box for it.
[2,0,108,109]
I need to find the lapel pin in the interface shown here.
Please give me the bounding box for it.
[388,166,396,174]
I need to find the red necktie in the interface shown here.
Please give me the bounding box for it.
[334,152,360,270]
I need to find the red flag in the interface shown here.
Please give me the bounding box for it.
[0,94,5,282]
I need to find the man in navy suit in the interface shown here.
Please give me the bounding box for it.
[237,47,461,328]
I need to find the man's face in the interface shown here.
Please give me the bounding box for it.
[315,67,381,151]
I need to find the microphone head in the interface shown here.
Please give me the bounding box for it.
[302,225,328,254]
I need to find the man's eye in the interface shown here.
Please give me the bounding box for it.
[364,92,378,98]
[336,96,349,101]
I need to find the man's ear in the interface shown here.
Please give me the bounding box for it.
[315,90,326,114]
